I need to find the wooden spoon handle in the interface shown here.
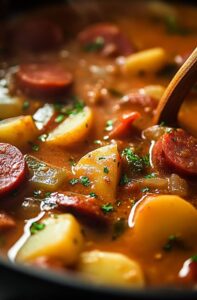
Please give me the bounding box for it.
[153,47,197,126]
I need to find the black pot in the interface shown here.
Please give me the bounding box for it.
[0,1,196,299]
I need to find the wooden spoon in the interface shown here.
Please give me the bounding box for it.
[153,47,197,126]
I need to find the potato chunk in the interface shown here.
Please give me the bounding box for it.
[25,155,67,192]
[16,214,84,265]
[123,48,167,74]
[46,107,93,146]
[0,116,38,149]
[178,98,197,138]
[131,195,197,253]
[78,250,144,287]
[74,144,120,202]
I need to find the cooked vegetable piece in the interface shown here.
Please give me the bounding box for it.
[25,155,67,192]
[0,87,23,119]
[52,192,109,225]
[143,85,165,102]
[74,144,120,202]
[46,106,93,146]
[130,195,197,253]
[33,104,55,131]
[16,64,73,97]
[0,143,25,196]
[78,23,134,57]
[179,98,197,138]
[0,212,16,230]
[0,116,38,149]
[16,214,84,264]
[78,250,144,287]
[30,256,65,271]
[123,48,167,74]
[109,111,141,138]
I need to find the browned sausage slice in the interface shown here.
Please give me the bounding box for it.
[152,139,167,173]
[78,23,134,57]
[162,129,197,176]
[8,19,64,52]
[16,64,73,97]
[0,143,25,196]
[51,192,110,225]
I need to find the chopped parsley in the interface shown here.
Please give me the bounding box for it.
[112,218,127,240]
[101,203,114,214]
[119,174,130,186]
[38,133,48,142]
[94,140,102,145]
[108,88,124,98]
[163,235,180,252]
[98,157,106,160]
[55,114,65,123]
[69,178,79,185]
[103,166,109,174]
[89,192,98,198]
[84,36,105,52]
[122,148,150,172]
[145,173,157,179]
[22,100,30,110]
[65,101,85,116]
[105,119,114,132]
[33,190,42,198]
[141,187,150,193]
[159,121,166,127]
[45,192,51,198]
[164,15,193,35]
[29,143,40,152]
[69,158,76,166]
[80,176,91,187]
[30,222,45,235]
[191,255,197,262]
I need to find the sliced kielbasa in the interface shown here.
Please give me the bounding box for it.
[16,64,73,97]
[162,129,197,176]
[51,192,110,225]
[153,129,197,176]
[78,23,134,57]
[8,19,64,52]
[0,143,25,196]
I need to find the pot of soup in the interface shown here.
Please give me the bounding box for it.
[0,0,197,299]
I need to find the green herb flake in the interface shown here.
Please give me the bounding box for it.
[101,203,114,214]
[94,140,102,145]
[80,176,91,187]
[33,190,42,198]
[164,15,193,35]
[65,101,85,116]
[145,173,157,179]
[45,192,51,198]
[159,121,166,127]
[112,218,127,240]
[119,174,130,186]
[103,166,109,174]
[108,88,124,98]
[69,158,76,166]
[38,133,48,142]
[89,192,98,198]
[23,101,30,110]
[105,119,114,132]
[55,114,65,123]
[30,222,46,235]
[84,36,105,52]
[191,255,197,262]
[142,154,150,167]
[163,235,177,252]
[141,187,150,193]
[98,156,106,160]
[30,143,40,152]
[69,178,79,185]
